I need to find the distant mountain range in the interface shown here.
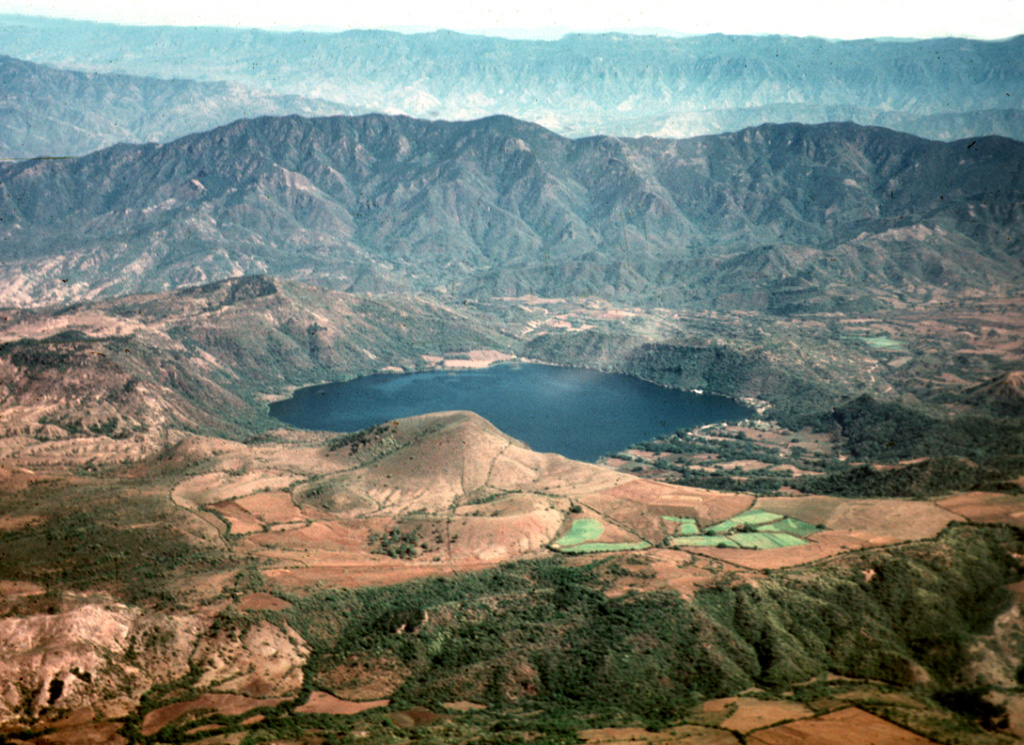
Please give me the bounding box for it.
[0,55,350,157]
[1,15,1022,143]
[1,114,1021,309]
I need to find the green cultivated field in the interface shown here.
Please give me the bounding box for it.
[663,516,702,535]
[760,516,820,536]
[553,518,606,547]
[732,532,807,549]
[673,510,820,550]
[706,509,784,535]
[553,519,651,553]
[558,541,652,554]
[673,535,740,548]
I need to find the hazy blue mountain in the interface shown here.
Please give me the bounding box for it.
[0,54,351,157]
[1,114,1021,308]
[0,15,1021,142]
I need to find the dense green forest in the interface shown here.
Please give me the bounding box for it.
[121,524,1022,743]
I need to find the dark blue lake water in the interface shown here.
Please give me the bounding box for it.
[269,363,751,462]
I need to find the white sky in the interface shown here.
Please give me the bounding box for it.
[1,0,1022,39]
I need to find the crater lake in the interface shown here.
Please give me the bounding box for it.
[269,363,752,462]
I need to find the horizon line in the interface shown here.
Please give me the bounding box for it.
[0,12,1021,44]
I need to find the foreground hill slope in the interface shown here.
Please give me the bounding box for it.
[0,404,1021,742]
[2,114,1022,308]
[1,277,1024,741]
[0,55,349,158]
[1,16,1022,141]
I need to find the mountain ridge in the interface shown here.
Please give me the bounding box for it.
[0,54,351,158]
[1,113,1021,308]
[1,16,1023,141]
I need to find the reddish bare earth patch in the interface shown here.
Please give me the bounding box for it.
[0,466,36,493]
[234,491,303,525]
[193,733,247,745]
[264,560,469,590]
[210,500,262,535]
[700,696,815,734]
[1007,580,1024,602]
[601,549,720,598]
[48,707,95,730]
[293,693,389,715]
[937,492,1024,529]
[390,706,439,727]
[316,652,409,700]
[247,520,368,552]
[0,514,42,531]
[141,694,286,736]
[757,496,960,539]
[747,707,939,745]
[447,508,564,561]
[31,721,126,744]
[0,580,45,598]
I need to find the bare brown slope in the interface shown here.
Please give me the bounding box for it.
[269,410,720,565]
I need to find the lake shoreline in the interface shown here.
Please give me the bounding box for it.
[269,362,753,462]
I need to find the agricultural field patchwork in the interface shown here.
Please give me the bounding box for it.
[673,509,821,550]
[759,515,821,536]
[706,509,789,534]
[730,532,807,549]
[673,535,742,548]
